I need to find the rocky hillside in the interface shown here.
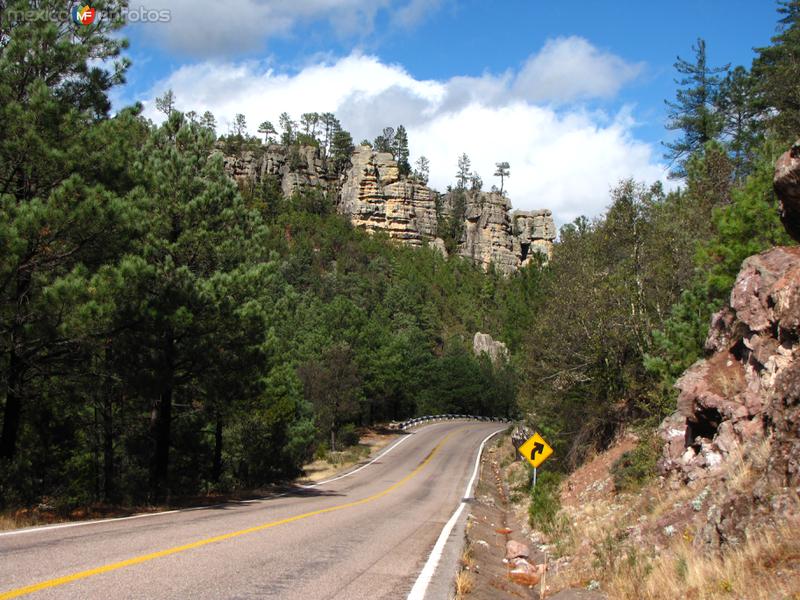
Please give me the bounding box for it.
[494,145,800,599]
[223,143,556,274]
[657,142,800,546]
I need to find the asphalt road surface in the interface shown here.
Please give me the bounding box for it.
[0,421,503,600]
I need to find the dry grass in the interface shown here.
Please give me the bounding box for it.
[727,438,771,494]
[453,569,475,598]
[0,513,31,531]
[460,541,476,570]
[608,520,800,599]
[531,433,798,598]
[301,437,389,483]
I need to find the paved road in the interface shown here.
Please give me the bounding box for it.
[0,422,502,600]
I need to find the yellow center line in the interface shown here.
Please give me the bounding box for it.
[0,429,460,599]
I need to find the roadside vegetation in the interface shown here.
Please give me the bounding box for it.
[518,0,797,479]
[0,0,526,512]
[3,0,800,539]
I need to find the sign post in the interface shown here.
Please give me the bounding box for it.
[517,432,553,487]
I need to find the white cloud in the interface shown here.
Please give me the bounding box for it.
[140,39,668,225]
[131,0,441,56]
[412,104,666,226]
[513,36,645,103]
[392,0,446,28]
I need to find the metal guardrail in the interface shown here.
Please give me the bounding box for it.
[392,414,512,431]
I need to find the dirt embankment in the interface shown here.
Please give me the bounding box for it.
[503,431,800,600]
[455,434,606,600]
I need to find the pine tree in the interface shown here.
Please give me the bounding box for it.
[155,89,176,117]
[233,113,247,137]
[716,67,760,179]
[319,113,339,155]
[414,156,430,184]
[331,128,355,174]
[115,113,270,500]
[752,0,800,142]
[258,120,277,143]
[200,111,217,133]
[300,112,320,139]
[456,153,471,189]
[0,0,131,461]
[374,127,395,154]
[494,162,510,193]
[663,38,729,178]
[394,125,411,176]
[470,171,483,191]
[279,112,296,145]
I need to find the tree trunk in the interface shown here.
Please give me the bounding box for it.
[150,333,175,502]
[102,394,116,503]
[0,346,23,460]
[212,413,223,483]
[1,268,30,461]
[150,385,172,502]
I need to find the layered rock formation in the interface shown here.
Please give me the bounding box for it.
[657,142,800,547]
[338,146,437,246]
[513,210,556,266]
[222,144,337,198]
[223,143,556,272]
[455,190,519,274]
[436,190,556,274]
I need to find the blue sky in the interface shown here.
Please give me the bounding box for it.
[119,0,783,224]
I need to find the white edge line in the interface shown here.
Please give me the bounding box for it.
[406,427,504,600]
[299,432,413,488]
[0,430,418,538]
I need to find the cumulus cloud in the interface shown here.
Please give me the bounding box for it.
[513,36,645,104]
[132,0,442,57]
[139,39,668,225]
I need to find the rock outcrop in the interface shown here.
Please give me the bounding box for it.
[222,144,337,199]
[659,246,800,486]
[513,210,557,266]
[473,332,509,364]
[657,145,800,548]
[438,190,556,274]
[773,140,800,242]
[454,190,519,274]
[223,143,556,272]
[338,146,437,246]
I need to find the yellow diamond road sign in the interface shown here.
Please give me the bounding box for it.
[518,432,553,468]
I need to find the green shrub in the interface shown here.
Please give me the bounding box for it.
[610,435,660,492]
[337,424,360,448]
[528,470,562,534]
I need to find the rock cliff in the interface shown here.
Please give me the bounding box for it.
[338,146,437,246]
[222,143,556,273]
[222,144,338,199]
[656,142,800,548]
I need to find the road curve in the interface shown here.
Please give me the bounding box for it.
[0,422,502,600]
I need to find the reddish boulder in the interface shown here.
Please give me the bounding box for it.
[773,141,800,242]
[505,539,530,560]
[663,246,800,483]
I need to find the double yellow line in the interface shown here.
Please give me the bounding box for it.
[0,430,457,599]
